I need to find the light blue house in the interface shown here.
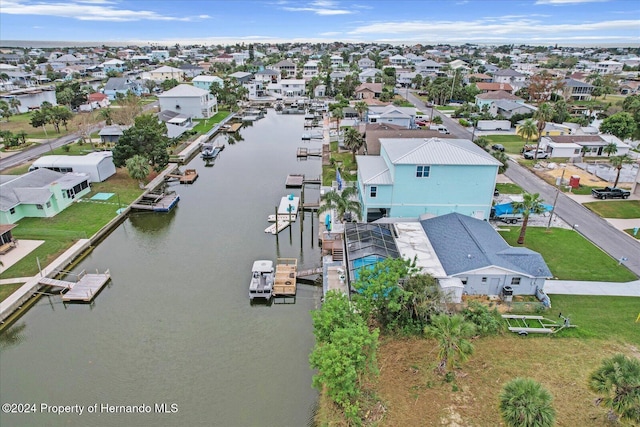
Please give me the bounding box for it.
[192,75,224,91]
[356,137,501,222]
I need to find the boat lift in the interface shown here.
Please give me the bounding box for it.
[502,313,576,335]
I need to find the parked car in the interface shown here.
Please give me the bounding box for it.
[492,144,505,152]
[523,149,549,159]
[415,120,428,127]
[591,187,631,199]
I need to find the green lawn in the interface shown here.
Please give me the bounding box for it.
[0,170,143,281]
[624,228,640,239]
[483,135,530,154]
[499,227,637,282]
[322,140,357,186]
[495,183,523,194]
[0,283,24,301]
[545,295,639,342]
[192,110,231,134]
[436,106,456,111]
[562,185,595,195]
[583,200,640,219]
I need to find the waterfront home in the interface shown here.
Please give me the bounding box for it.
[268,60,296,78]
[268,79,306,98]
[101,59,126,73]
[356,137,501,222]
[157,84,217,119]
[358,68,382,83]
[415,59,443,77]
[561,78,594,101]
[420,213,552,296]
[103,77,145,100]
[0,169,91,223]
[595,60,623,75]
[228,71,253,84]
[363,123,453,155]
[29,152,116,183]
[355,83,382,100]
[157,110,194,138]
[302,60,319,80]
[146,65,186,82]
[255,69,280,84]
[366,105,416,128]
[192,75,224,91]
[358,57,375,70]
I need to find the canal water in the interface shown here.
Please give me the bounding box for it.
[0,111,325,426]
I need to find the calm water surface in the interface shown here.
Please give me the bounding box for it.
[0,111,324,426]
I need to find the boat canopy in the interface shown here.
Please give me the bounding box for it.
[252,260,274,272]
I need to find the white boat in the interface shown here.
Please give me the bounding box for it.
[249,260,275,300]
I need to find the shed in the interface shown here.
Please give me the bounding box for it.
[29,152,116,182]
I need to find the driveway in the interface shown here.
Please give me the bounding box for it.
[402,90,640,277]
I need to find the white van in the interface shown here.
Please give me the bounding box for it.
[429,124,449,134]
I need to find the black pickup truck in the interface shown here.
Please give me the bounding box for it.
[591,187,631,199]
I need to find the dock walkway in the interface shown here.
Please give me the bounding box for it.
[273,258,298,297]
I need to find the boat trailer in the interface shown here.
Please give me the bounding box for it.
[502,313,577,335]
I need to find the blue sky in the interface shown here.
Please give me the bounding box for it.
[0,0,639,46]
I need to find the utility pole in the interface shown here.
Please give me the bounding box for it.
[546,168,565,230]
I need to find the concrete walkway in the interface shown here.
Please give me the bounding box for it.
[545,279,640,296]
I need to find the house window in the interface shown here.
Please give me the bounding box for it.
[511,277,521,286]
[370,186,377,198]
[46,201,51,208]
[9,208,15,214]
[460,277,468,285]
[36,204,43,210]
[416,165,430,178]
[481,277,487,283]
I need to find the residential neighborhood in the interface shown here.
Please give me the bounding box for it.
[0,2,639,426]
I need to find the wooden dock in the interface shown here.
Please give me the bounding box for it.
[285,174,304,188]
[273,258,298,296]
[297,147,322,158]
[166,169,198,184]
[223,122,243,133]
[38,269,111,302]
[131,192,180,212]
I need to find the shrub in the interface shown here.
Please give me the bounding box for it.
[461,301,504,336]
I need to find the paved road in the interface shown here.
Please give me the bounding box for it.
[405,90,640,277]
[505,161,640,276]
[0,101,159,171]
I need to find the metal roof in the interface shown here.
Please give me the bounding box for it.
[356,155,393,185]
[381,138,503,166]
[158,84,208,98]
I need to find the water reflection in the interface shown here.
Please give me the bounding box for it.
[0,322,26,350]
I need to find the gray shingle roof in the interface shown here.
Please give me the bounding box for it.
[421,213,552,278]
[157,84,208,98]
[0,169,88,211]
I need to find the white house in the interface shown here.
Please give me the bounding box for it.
[595,60,623,75]
[366,105,416,128]
[416,59,443,77]
[28,152,116,183]
[146,65,185,82]
[302,60,319,79]
[157,84,217,119]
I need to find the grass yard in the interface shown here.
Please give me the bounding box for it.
[483,134,530,154]
[0,283,24,301]
[624,228,640,239]
[191,110,231,134]
[0,169,142,281]
[583,200,640,219]
[495,182,523,194]
[0,110,102,140]
[499,227,637,282]
[436,106,456,111]
[323,140,358,186]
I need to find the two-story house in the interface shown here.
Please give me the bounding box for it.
[269,60,296,78]
[561,78,594,101]
[356,137,501,222]
[146,65,185,82]
[415,59,443,77]
[366,105,415,128]
[358,57,375,70]
[302,60,319,80]
[157,84,217,119]
[192,75,224,91]
[103,77,145,100]
[492,68,527,92]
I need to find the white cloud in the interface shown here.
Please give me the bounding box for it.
[535,0,609,4]
[0,0,208,22]
[281,0,354,15]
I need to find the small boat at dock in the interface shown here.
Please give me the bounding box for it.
[201,144,222,160]
[249,260,275,300]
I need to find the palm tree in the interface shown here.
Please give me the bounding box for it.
[424,314,475,374]
[589,353,640,424]
[491,150,509,174]
[99,108,113,125]
[125,155,150,188]
[343,127,365,161]
[317,185,362,222]
[609,154,632,188]
[517,118,537,146]
[533,103,553,160]
[511,192,546,245]
[8,97,21,114]
[603,142,618,157]
[354,101,368,122]
[499,378,556,427]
